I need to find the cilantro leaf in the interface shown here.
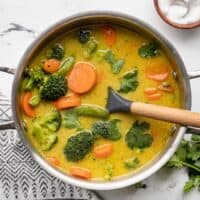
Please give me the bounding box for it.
[184,175,200,193]
[191,135,200,142]
[138,41,160,58]
[135,182,147,189]
[125,120,153,149]
[167,155,184,168]
[91,119,121,140]
[105,50,115,64]
[105,50,125,74]
[112,59,125,74]
[63,110,81,129]
[118,69,139,93]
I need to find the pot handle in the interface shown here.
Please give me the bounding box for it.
[188,70,200,79]
[0,66,16,130]
[186,70,200,134]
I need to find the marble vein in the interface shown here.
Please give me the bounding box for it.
[0,23,37,37]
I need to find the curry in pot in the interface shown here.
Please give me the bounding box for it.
[20,25,181,180]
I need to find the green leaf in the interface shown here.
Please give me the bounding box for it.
[167,155,184,168]
[191,135,200,142]
[167,140,188,168]
[184,175,200,193]
[187,137,200,161]
[125,120,153,149]
[184,179,195,193]
[166,135,200,193]
[95,49,109,62]
[105,50,125,74]
[135,182,147,189]
[138,41,160,58]
[118,69,139,93]
[105,50,115,64]
[83,37,98,58]
[63,110,81,129]
[112,59,125,74]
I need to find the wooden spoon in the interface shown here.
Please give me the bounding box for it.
[106,87,200,127]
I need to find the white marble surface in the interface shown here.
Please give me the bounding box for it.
[0,0,200,199]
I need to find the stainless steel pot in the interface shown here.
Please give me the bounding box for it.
[0,11,200,190]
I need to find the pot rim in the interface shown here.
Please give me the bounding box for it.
[11,10,191,190]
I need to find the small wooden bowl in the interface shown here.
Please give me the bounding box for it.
[154,0,200,29]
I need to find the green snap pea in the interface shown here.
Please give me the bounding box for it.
[29,94,41,107]
[74,104,109,119]
[57,56,75,76]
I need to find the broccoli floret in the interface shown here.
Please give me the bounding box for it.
[77,28,91,44]
[40,109,61,132]
[124,157,139,169]
[91,119,121,140]
[83,37,98,58]
[40,74,67,101]
[46,43,64,60]
[32,123,57,151]
[64,131,94,161]
[32,110,61,150]
[24,66,45,90]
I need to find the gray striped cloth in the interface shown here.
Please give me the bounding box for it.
[0,93,101,200]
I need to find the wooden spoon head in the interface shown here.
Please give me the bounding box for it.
[106,87,132,113]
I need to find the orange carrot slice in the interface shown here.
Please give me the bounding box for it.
[53,93,81,110]
[93,143,113,158]
[22,92,36,117]
[48,157,60,167]
[146,64,170,82]
[68,62,97,94]
[43,59,60,74]
[147,92,162,100]
[69,166,92,179]
[147,72,169,82]
[144,87,158,95]
[102,25,116,47]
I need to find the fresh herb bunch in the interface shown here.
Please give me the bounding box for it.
[167,135,200,192]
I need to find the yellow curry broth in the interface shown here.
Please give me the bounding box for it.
[22,25,180,180]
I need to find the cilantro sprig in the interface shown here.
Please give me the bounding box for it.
[125,120,153,149]
[138,41,160,58]
[167,135,200,192]
[118,69,139,93]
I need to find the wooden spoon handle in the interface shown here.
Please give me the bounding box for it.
[131,102,200,127]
